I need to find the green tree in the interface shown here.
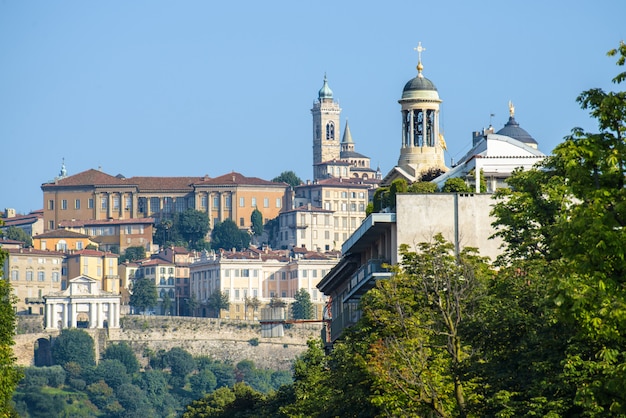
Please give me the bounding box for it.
[187,293,200,317]
[359,234,490,417]
[89,359,131,390]
[211,219,250,251]
[162,292,172,315]
[153,219,178,248]
[115,383,156,417]
[488,41,626,416]
[165,347,196,389]
[102,342,140,374]
[441,177,470,193]
[291,289,314,319]
[272,170,303,188]
[190,368,218,399]
[119,245,146,263]
[0,246,23,416]
[244,296,261,320]
[176,209,211,250]
[407,181,438,193]
[206,291,230,318]
[372,187,391,213]
[250,209,263,236]
[2,226,32,247]
[388,178,408,210]
[130,278,158,314]
[51,329,95,368]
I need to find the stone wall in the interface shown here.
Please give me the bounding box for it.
[14,315,323,371]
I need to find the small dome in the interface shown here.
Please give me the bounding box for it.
[496,116,537,145]
[318,75,333,100]
[401,75,439,100]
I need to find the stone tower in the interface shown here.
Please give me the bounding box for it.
[311,75,341,181]
[396,43,447,179]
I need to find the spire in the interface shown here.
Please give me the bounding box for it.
[508,100,515,118]
[59,158,67,178]
[341,120,354,144]
[414,42,426,78]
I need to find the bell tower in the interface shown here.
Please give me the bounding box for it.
[312,75,341,180]
[396,43,447,178]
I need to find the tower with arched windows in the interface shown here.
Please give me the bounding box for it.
[382,43,448,185]
[312,75,341,181]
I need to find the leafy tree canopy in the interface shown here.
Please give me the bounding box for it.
[103,342,140,374]
[251,209,263,236]
[52,329,96,368]
[211,219,250,251]
[291,289,314,320]
[130,278,158,313]
[271,170,303,188]
[119,245,146,263]
[441,177,470,193]
[2,225,33,247]
[206,291,230,318]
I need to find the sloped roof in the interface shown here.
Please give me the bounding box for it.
[193,171,281,187]
[34,229,90,239]
[59,218,155,228]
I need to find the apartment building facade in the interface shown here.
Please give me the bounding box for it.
[3,247,67,315]
[190,248,339,320]
[65,249,120,294]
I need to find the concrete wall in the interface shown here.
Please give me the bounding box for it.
[396,193,503,262]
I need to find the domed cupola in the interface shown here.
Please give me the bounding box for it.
[318,74,333,100]
[400,43,440,101]
[496,101,538,147]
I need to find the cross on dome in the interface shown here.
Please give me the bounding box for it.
[414,42,426,77]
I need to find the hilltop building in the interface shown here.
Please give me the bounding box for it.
[190,247,339,320]
[3,247,66,315]
[311,76,380,182]
[318,45,545,345]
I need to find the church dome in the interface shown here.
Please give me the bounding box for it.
[318,75,333,100]
[402,75,437,97]
[496,116,538,146]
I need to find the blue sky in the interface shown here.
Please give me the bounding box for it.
[1,1,625,214]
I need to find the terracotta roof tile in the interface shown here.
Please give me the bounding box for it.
[34,230,90,239]
[66,249,119,258]
[6,248,66,256]
[59,218,155,227]
[194,172,283,187]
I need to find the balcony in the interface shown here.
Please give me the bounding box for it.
[25,297,45,304]
[342,259,393,303]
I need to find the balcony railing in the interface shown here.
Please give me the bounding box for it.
[343,259,393,303]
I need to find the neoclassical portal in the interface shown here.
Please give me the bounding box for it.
[44,275,121,329]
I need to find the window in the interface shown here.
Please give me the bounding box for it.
[112,196,120,210]
[26,271,33,281]
[225,196,231,208]
[11,270,18,281]
[126,225,132,234]
[38,271,45,281]
[163,197,173,213]
[325,231,330,239]
[251,197,257,207]
[52,272,60,282]
[101,197,108,210]
[160,267,165,274]
[341,192,348,198]
[263,198,269,208]
[213,196,219,208]
[75,199,80,209]
[125,196,132,210]
[239,217,244,227]
[300,229,306,239]
[234,289,240,300]
[239,197,245,207]
[76,241,83,250]
[47,199,54,210]
[269,273,275,280]
[281,272,286,280]
[88,198,94,209]
[302,269,308,278]
[281,291,287,298]
[201,195,207,209]
[242,269,249,277]
[175,198,185,212]
[326,121,335,140]
[61,199,67,210]
[276,198,281,208]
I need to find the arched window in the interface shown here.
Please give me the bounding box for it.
[326,122,335,140]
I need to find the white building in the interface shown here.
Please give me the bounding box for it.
[190,247,339,319]
[44,275,121,329]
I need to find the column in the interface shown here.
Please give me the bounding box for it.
[98,303,104,328]
[409,109,414,147]
[132,192,138,218]
[70,302,77,328]
[89,302,96,328]
[62,302,68,329]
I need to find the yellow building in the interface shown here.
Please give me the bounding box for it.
[65,249,119,293]
[59,218,155,254]
[3,248,66,315]
[41,169,288,235]
[33,229,95,252]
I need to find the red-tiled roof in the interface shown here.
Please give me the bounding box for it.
[34,230,90,239]
[66,249,119,258]
[128,176,199,191]
[6,248,66,256]
[42,169,128,188]
[140,258,173,266]
[194,171,282,187]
